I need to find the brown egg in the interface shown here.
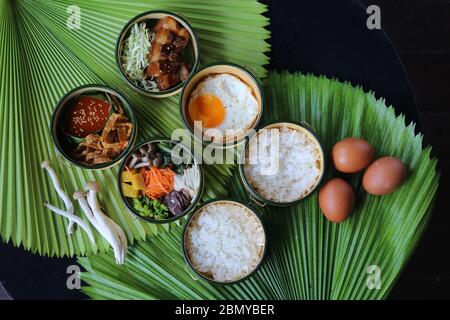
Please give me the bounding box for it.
[332,138,375,173]
[363,156,406,195]
[319,178,355,223]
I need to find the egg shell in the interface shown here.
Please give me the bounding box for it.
[362,156,406,195]
[332,138,375,173]
[319,178,355,223]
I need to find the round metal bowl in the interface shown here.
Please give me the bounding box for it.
[182,199,267,285]
[118,138,204,224]
[116,10,200,98]
[51,84,137,170]
[179,62,264,149]
[238,121,326,207]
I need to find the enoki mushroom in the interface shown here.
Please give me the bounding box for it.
[75,182,127,264]
[43,202,95,245]
[41,160,127,264]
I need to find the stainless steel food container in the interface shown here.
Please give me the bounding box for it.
[51,84,137,170]
[238,121,326,207]
[181,199,267,285]
[116,10,200,98]
[117,138,204,224]
[179,62,264,149]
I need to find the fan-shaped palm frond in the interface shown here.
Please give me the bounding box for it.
[0,0,270,256]
[79,72,439,300]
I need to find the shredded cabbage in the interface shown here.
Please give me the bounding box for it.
[121,23,158,91]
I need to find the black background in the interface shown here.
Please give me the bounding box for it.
[0,0,448,300]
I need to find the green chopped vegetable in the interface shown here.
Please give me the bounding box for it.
[157,142,192,174]
[132,196,169,220]
[161,151,172,168]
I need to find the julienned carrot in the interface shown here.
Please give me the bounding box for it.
[140,167,175,199]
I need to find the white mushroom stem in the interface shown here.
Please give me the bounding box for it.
[78,188,119,261]
[128,154,140,169]
[139,147,147,155]
[108,216,127,263]
[41,160,75,234]
[85,182,127,264]
[75,189,127,264]
[73,191,97,227]
[73,191,118,254]
[134,161,151,169]
[43,202,95,245]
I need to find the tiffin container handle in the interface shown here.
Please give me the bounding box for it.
[243,64,262,82]
[300,121,316,134]
[247,194,267,215]
[57,153,73,169]
[249,193,266,208]
[177,12,192,25]
[184,264,199,281]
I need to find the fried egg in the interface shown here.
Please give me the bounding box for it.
[188,74,259,141]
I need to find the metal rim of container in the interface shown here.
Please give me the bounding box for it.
[117,138,205,224]
[181,198,267,285]
[51,84,138,170]
[115,10,200,98]
[238,120,326,207]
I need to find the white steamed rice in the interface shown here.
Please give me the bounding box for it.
[244,126,322,203]
[185,202,265,282]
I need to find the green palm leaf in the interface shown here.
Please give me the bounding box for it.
[79,72,439,300]
[0,0,270,256]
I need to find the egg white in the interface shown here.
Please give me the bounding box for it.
[190,74,259,141]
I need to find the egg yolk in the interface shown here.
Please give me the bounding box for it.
[188,95,226,128]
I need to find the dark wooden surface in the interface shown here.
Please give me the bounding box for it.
[360,0,450,299]
[0,0,448,300]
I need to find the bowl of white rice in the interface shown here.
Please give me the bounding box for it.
[240,122,325,206]
[183,200,266,284]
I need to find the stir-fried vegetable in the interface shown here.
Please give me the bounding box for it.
[164,189,191,215]
[132,196,169,219]
[122,141,199,220]
[141,167,175,199]
[121,23,157,91]
[121,182,139,198]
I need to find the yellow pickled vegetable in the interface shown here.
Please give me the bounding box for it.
[131,173,145,191]
[121,182,139,198]
[122,170,134,183]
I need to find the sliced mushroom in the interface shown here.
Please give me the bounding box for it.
[129,153,141,169]
[43,201,95,245]
[85,181,127,264]
[134,161,151,169]
[41,160,75,234]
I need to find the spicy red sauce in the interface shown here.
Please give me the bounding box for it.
[65,96,111,138]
